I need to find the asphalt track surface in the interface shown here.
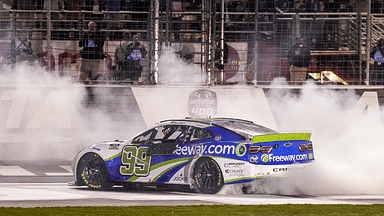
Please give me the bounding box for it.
[1,161,384,207]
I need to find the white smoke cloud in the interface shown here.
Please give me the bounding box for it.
[158,45,205,84]
[253,80,384,195]
[0,61,143,161]
[0,44,206,162]
[3,55,384,196]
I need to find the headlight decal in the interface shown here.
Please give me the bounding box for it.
[235,143,246,157]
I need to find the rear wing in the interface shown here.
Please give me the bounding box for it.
[252,133,311,143]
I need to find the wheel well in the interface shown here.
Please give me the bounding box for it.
[76,153,102,186]
[191,157,224,194]
[190,156,218,174]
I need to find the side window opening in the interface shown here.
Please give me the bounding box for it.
[141,125,214,156]
[147,125,189,156]
[132,129,156,144]
[189,127,214,142]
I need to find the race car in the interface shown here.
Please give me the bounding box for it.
[70,118,314,194]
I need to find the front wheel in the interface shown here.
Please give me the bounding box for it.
[193,157,224,194]
[78,153,112,189]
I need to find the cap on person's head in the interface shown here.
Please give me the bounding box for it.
[133,35,140,42]
[88,21,96,27]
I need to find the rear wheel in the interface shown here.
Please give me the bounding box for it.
[193,157,224,194]
[78,153,112,189]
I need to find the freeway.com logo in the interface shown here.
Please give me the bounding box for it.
[260,153,309,163]
[173,144,235,156]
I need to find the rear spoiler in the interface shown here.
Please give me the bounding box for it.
[252,133,311,143]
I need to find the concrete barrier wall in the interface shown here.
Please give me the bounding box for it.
[1,85,383,161]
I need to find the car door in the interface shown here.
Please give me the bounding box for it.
[119,124,189,182]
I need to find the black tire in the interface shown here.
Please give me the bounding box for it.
[193,157,224,194]
[78,153,112,189]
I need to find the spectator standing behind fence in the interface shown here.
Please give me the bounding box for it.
[370,38,384,85]
[113,31,130,80]
[78,21,106,84]
[115,34,147,82]
[288,35,311,85]
[214,37,228,71]
[290,0,305,13]
[14,31,33,62]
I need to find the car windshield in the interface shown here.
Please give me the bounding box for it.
[213,120,277,138]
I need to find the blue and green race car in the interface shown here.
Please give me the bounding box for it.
[70,118,314,194]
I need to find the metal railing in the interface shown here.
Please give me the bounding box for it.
[0,3,382,86]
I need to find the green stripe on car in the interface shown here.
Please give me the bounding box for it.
[252,133,311,143]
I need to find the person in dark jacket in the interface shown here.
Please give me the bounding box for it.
[119,34,147,82]
[78,21,106,83]
[214,37,228,70]
[370,38,384,85]
[288,35,311,85]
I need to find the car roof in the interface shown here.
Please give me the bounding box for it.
[159,117,252,126]
[159,118,277,138]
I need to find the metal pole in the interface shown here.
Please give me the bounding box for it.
[152,0,160,84]
[11,8,16,69]
[253,0,259,85]
[366,0,371,85]
[202,0,209,84]
[357,12,362,84]
[220,0,224,83]
[47,0,52,71]
[166,0,170,46]
[207,0,214,83]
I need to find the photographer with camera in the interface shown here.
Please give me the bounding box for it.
[78,21,106,84]
[14,31,33,62]
[115,33,147,82]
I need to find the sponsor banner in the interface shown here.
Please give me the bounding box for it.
[171,173,185,182]
[260,153,310,164]
[188,89,218,118]
[224,162,246,168]
[173,144,236,156]
[224,167,245,178]
[216,159,248,181]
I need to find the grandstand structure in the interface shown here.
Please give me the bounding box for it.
[0,0,382,85]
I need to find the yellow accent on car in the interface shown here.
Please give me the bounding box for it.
[252,133,311,143]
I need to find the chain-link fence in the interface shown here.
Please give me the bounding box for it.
[0,0,382,85]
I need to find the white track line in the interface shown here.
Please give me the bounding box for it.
[0,166,35,176]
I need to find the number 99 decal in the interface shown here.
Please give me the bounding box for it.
[120,146,151,177]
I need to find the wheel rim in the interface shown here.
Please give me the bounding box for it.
[82,156,108,186]
[195,159,222,193]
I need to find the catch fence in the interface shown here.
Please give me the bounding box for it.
[0,1,381,85]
